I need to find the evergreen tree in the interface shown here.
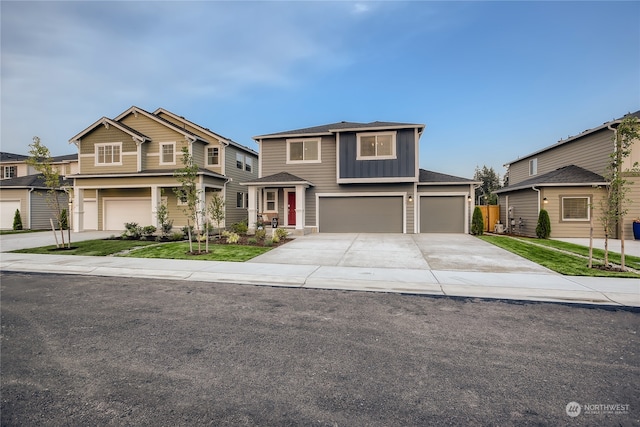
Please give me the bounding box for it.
[535,209,551,239]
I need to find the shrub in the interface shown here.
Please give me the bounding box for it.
[226,232,240,244]
[255,229,266,240]
[141,225,157,240]
[471,206,484,236]
[156,202,172,236]
[181,225,194,238]
[274,228,289,240]
[264,238,273,247]
[60,208,69,230]
[123,222,142,239]
[536,209,551,239]
[169,232,185,241]
[12,209,23,231]
[247,237,257,245]
[272,234,280,244]
[230,220,248,235]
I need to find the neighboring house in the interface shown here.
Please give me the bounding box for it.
[68,106,258,231]
[243,121,478,234]
[495,111,640,239]
[0,174,72,230]
[0,152,77,229]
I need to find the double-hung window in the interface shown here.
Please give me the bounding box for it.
[562,196,590,221]
[96,143,122,165]
[160,142,176,165]
[207,147,220,166]
[236,192,246,208]
[236,152,244,169]
[264,190,277,212]
[356,132,396,160]
[529,158,538,176]
[287,139,320,163]
[245,157,253,172]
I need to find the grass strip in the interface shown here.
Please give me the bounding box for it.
[478,235,640,278]
[11,239,159,256]
[122,242,271,262]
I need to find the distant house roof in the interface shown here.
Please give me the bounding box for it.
[241,171,314,187]
[419,169,479,184]
[0,152,29,162]
[505,111,640,166]
[0,174,72,189]
[254,121,426,139]
[495,165,607,193]
[51,154,78,162]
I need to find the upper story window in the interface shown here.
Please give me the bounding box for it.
[236,152,244,169]
[562,196,590,221]
[287,139,320,163]
[529,158,538,176]
[160,142,176,165]
[96,143,122,166]
[2,166,16,179]
[357,132,396,160]
[207,147,220,166]
[245,157,253,172]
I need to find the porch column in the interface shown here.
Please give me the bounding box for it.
[295,185,306,231]
[247,185,258,233]
[150,186,161,228]
[73,188,84,232]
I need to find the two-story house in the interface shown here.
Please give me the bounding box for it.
[68,106,258,232]
[243,121,478,234]
[495,111,640,239]
[0,152,78,230]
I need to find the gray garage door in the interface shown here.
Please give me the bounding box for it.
[420,196,465,233]
[319,196,403,233]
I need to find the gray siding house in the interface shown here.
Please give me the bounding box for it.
[496,111,640,238]
[244,121,478,234]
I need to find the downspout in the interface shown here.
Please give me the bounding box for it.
[532,186,541,213]
[28,188,34,229]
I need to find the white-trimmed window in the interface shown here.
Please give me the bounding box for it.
[245,157,253,172]
[264,190,277,212]
[160,142,176,165]
[177,190,188,206]
[206,147,220,166]
[96,143,122,165]
[236,152,244,169]
[2,166,16,179]
[529,158,538,176]
[357,132,396,160]
[287,139,320,163]
[562,196,590,221]
[236,192,246,208]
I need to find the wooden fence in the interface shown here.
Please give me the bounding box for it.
[476,205,500,232]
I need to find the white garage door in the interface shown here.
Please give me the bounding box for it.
[104,198,151,230]
[0,200,21,229]
[84,200,98,230]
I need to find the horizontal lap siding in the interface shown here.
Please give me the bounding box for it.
[79,126,139,174]
[541,187,606,238]
[31,190,69,230]
[505,189,538,237]
[509,129,613,186]
[622,178,640,240]
[225,145,258,227]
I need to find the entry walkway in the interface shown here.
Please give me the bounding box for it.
[0,231,638,307]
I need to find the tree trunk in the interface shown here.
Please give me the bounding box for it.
[50,218,60,248]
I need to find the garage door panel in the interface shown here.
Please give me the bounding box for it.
[319,196,403,233]
[84,200,98,230]
[420,196,464,233]
[104,199,151,230]
[0,200,21,229]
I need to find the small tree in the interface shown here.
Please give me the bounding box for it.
[26,137,69,248]
[208,192,225,238]
[156,197,173,238]
[473,165,501,205]
[535,209,551,239]
[471,206,484,235]
[12,209,23,230]
[174,147,202,253]
[599,115,640,270]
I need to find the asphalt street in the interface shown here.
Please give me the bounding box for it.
[1,272,639,426]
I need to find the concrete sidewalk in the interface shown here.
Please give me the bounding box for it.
[0,231,638,307]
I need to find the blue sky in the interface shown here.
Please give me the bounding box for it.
[1,1,638,179]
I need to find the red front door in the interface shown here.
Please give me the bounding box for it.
[287,192,296,226]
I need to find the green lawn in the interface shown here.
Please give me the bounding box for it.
[478,235,640,278]
[11,239,159,256]
[122,242,271,262]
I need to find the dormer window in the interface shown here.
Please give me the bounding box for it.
[96,143,122,166]
[529,158,538,176]
[357,132,396,160]
[2,166,16,179]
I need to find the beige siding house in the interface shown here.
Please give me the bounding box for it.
[496,111,639,239]
[69,106,258,232]
[244,121,478,234]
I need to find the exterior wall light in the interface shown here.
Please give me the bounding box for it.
[543,197,548,204]
[408,195,413,203]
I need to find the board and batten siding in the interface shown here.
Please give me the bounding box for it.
[509,128,614,186]
[261,136,339,227]
[338,129,416,180]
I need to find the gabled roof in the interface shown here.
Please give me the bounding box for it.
[113,106,206,143]
[153,108,258,156]
[505,110,640,166]
[69,117,150,144]
[419,169,479,184]
[241,171,314,187]
[0,174,72,189]
[495,165,607,193]
[254,121,426,140]
[0,152,29,162]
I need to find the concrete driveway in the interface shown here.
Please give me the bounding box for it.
[249,233,551,273]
